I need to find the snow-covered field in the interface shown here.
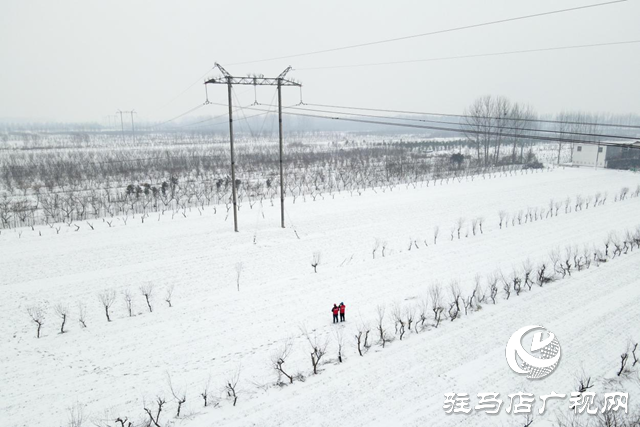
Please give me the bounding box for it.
[1,167,639,427]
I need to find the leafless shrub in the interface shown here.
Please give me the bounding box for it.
[372,238,380,258]
[98,289,116,322]
[311,251,321,273]
[54,303,69,334]
[67,402,86,427]
[433,226,439,244]
[140,284,154,313]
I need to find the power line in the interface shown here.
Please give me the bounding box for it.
[150,103,207,128]
[304,103,640,130]
[279,110,640,148]
[296,39,640,70]
[287,105,638,141]
[228,0,628,65]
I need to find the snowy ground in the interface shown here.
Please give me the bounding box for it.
[1,167,639,427]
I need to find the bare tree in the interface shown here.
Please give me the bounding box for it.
[355,323,370,356]
[456,217,464,239]
[334,328,345,363]
[225,369,240,406]
[27,306,45,338]
[140,284,154,313]
[429,284,444,328]
[98,289,116,322]
[272,340,295,384]
[166,373,187,418]
[376,305,390,347]
[300,327,328,375]
[143,397,166,427]
[199,375,215,408]
[391,303,406,340]
[448,281,462,320]
[77,302,87,328]
[123,289,133,317]
[487,273,499,304]
[498,270,511,300]
[54,303,69,334]
[522,259,534,290]
[311,251,321,273]
[165,285,174,307]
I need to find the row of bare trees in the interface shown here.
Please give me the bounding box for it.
[55,223,640,426]
[26,284,174,338]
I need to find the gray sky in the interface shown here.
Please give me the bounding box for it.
[1,0,639,123]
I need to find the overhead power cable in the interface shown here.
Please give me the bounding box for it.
[304,103,640,130]
[227,0,627,65]
[287,106,638,141]
[150,103,207,128]
[278,110,639,148]
[296,39,640,70]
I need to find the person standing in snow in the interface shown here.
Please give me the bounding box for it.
[332,304,339,324]
[339,302,346,322]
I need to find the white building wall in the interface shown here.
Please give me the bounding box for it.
[572,144,606,167]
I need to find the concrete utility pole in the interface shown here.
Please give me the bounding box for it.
[205,63,300,232]
[116,110,125,143]
[130,110,136,143]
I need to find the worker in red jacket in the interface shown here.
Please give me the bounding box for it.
[339,302,346,322]
[331,304,339,323]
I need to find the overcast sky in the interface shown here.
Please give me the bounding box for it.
[1,0,639,123]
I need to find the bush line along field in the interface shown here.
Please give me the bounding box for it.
[0,132,569,229]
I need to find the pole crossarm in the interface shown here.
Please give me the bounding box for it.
[205,76,301,86]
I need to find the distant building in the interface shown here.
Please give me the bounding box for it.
[572,141,640,169]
